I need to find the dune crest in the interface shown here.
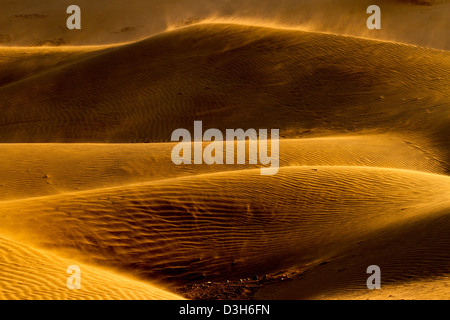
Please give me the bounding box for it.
[1,0,450,49]
[0,167,449,293]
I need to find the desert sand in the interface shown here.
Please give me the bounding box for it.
[0,0,450,300]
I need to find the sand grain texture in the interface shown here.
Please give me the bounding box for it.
[1,1,450,300]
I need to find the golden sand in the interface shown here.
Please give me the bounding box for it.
[1,1,450,300]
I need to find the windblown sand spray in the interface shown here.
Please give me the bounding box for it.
[1,0,450,48]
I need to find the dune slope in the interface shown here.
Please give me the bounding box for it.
[0,234,182,300]
[1,17,450,300]
[0,25,449,168]
[0,46,114,88]
[0,167,449,291]
[0,135,445,201]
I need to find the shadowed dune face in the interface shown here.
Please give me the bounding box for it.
[0,46,113,87]
[256,203,450,300]
[1,24,450,171]
[0,25,449,144]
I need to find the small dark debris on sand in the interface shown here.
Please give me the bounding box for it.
[114,26,137,34]
[173,269,305,300]
[32,39,67,46]
[11,14,48,19]
[174,17,204,28]
[0,35,11,43]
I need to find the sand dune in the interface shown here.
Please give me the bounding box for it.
[256,198,450,300]
[0,45,115,88]
[1,4,449,300]
[0,234,182,300]
[0,167,449,291]
[0,135,445,201]
[320,276,450,300]
[0,25,449,165]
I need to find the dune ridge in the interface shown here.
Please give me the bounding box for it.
[0,24,449,167]
[0,45,117,88]
[0,135,445,201]
[0,167,449,290]
[1,0,450,49]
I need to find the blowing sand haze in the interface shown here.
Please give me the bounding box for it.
[0,0,450,303]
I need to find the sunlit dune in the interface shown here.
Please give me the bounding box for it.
[1,1,450,300]
[317,276,450,300]
[0,167,449,295]
[0,234,183,300]
[0,135,446,201]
